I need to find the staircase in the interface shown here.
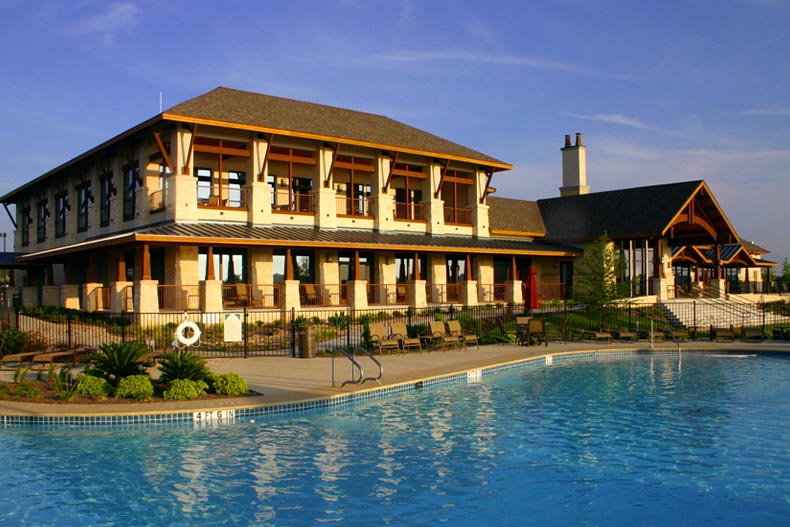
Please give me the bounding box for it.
[658,298,786,330]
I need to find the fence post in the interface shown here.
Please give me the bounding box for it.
[67,312,73,349]
[346,307,351,351]
[243,305,249,359]
[290,307,296,358]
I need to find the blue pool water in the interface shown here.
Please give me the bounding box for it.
[1,353,789,526]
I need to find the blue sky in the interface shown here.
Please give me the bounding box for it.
[1,0,788,269]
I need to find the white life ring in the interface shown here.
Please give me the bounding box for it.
[175,320,201,347]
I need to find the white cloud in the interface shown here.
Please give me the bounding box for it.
[740,106,790,117]
[561,112,653,130]
[61,2,138,46]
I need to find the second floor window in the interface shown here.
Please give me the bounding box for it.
[37,200,49,242]
[77,184,91,232]
[55,193,69,238]
[123,163,138,221]
[100,172,114,227]
[20,205,31,246]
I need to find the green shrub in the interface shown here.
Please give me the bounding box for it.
[158,350,209,383]
[12,382,42,399]
[115,375,154,400]
[0,329,29,357]
[163,379,208,401]
[212,372,249,397]
[0,383,9,398]
[91,342,151,385]
[76,374,114,399]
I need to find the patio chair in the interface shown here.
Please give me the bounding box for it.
[607,328,637,341]
[523,318,548,347]
[428,321,463,351]
[368,322,400,354]
[447,320,479,349]
[546,317,568,344]
[496,317,518,344]
[574,327,612,343]
[740,326,764,342]
[301,284,320,306]
[390,322,422,353]
[514,316,532,345]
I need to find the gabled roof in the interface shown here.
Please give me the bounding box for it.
[538,180,739,245]
[487,197,546,237]
[164,87,511,169]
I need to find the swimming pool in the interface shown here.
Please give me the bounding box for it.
[1,352,788,526]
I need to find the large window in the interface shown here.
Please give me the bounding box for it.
[77,184,91,232]
[228,170,245,207]
[268,146,316,213]
[392,163,426,221]
[395,253,426,283]
[335,156,374,217]
[195,168,212,204]
[199,248,247,283]
[440,170,474,225]
[36,200,49,242]
[122,162,138,221]
[100,171,113,227]
[55,192,69,238]
[20,205,31,246]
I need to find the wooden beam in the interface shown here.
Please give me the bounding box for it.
[258,133,274,182]
[183,123,197,175]
[354,250,360,281]
[413,252,420,280]
[116,252,126,282]
[383,151,398,192]
[206,246,215,281]
[286,248,293,281]
[434,158,450,199]
[141,243,151,280]
[324,142,340,188]
[152,130,174,173]
[480,169,493,204]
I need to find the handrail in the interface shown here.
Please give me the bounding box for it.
[331,346,383,388]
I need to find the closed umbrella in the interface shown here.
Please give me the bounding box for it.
[525,266,540,313]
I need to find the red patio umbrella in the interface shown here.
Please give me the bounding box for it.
[524,266,541,312]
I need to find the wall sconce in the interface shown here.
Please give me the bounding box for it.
[385,256,393,265]
[325,254,333,263]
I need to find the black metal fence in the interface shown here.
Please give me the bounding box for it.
[9,298,790,358]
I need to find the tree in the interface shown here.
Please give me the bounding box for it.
[780,258,790,282]
[574,233,630,316]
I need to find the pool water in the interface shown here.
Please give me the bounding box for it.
[1,354,789,526]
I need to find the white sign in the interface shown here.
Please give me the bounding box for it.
[467,369,482,383]
[223,313,243,342]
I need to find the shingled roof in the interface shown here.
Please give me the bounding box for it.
[164,87,510,168]
[487,197,547,236]
[538,180,737,244]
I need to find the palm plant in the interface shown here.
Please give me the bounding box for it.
[90,342,150,385]
[157,350,209,384]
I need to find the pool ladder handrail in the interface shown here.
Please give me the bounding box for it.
[331,346,383,388]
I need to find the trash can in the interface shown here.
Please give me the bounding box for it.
[299,325,316,358]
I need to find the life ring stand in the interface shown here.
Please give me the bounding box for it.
[175,320,201,347]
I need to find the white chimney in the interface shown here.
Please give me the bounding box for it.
[559,132,589,197]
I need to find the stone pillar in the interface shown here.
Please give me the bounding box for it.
[282,280,302,312]
[651,278,671,300]
[462,280,478,306]
[111,281,132,312]
[314,186,338,229]
[709,279,727,299]
[60,284,80,310]
[83,282,103,311]
[374,155,395,232]
[473,203,490,238]
[202,280,224,312]
[506,280,523,304]
[348,280,369,310]
[411,279,427,308]
[42,285,60,308]
[136,280,160,313]
[21,286,38,308]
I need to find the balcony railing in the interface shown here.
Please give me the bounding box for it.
[222,283,281,309]
[443,206,472,225]
[300,283,348,307]
[198,188,248,209]
[429,283,462,304]
[336,196,374,217]
[272,191,313,213]
[538,282,568,300]
[149,189,166,213]
[367,283,409,305]
[394,202,426,221]
[158,284,201,311]
[480,283,508,303]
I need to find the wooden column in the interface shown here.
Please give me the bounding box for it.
[206,246,216,280]
[714,244,721,279]
[141,243,151,280]
[466,255,473,281]
[286,249,293,280]
[116,252,126,281]
[413,252,420,280]
[511,256,517,281]
[354,250,361,280]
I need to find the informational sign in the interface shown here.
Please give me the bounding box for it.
[223,313,243,342]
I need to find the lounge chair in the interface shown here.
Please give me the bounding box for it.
[710,325,735,342]
[607,328,637,341]
[664,327,692,341]
[740,326,764,342]
[447,320,479,349]
[1,350,42,370]
[637,328,665,341]
[575,328,612,343]
[390,322,422,353]
[368,322,400,354]
[428,321,463,351]
[29,347,91,371]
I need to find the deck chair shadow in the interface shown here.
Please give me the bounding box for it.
[447,320,479,349]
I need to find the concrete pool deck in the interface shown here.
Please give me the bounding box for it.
[1,340,789,418]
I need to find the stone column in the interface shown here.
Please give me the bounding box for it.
[201,280,224,312]
[462,280,478,306]
[348,280,369,310]
[136,280,160,313]
[111,281,132,312]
